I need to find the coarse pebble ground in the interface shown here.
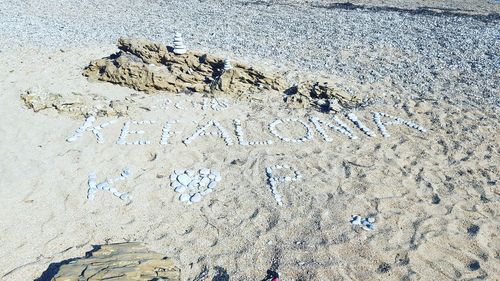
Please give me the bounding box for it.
[1,0,498,105]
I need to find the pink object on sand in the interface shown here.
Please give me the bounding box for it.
[271,278,279,281]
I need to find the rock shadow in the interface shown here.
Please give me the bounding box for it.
[314,2,499,22]
[35,245,102,281]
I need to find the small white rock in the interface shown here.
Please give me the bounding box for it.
[199,177,211,186]
[179,194,190,202]
[171,181,182,188]
[208,181,217,189]
[177,174,191,186]
[190,193,202,203]
[175,186,187,193]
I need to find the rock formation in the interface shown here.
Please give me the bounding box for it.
[82,38,362,112]
[50,242,180,281]
[20,88,129,118]
[83,38,287,96]
[284,81,361,112]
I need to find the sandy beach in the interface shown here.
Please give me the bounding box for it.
[0,1,498,280]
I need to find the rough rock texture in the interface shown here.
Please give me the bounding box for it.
[284,80,361,112]
[21,88,129,118]
[51,243,180,281]
[82,38,361,112]
[83,38,287,96]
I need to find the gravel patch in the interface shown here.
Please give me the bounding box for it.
[0,0,498,105]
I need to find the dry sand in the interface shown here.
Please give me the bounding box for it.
[0,44,498,280]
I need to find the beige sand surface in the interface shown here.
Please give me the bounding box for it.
[0,46,498,280]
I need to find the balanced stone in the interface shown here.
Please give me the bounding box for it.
[173,32,187,55]
[223,58,233,71]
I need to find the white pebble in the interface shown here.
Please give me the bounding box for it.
[179,194,190,202]
[177,174,191,186]
[190,193,202,203]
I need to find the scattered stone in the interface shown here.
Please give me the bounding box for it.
[202,97,230,111]
[467,260,481,271]
[467,225,480,236]
[377,262,391,273]
[350,215,375,231]
[431,194,441,204]
[284,80,361,111]
[49,242,180,280]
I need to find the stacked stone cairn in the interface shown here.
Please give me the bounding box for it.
[223,58,233,71]
[172,32,187,55]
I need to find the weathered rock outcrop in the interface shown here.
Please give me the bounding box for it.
[83,38,287,96]
[50,243,180,281]
[81,38,362,113]
[21,88,129,118]
[284,81,361,112]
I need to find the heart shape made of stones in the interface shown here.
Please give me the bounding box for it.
[169,168,222,203]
